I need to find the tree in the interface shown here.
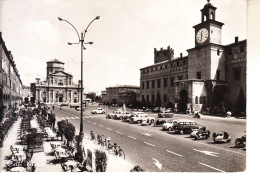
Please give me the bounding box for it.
[57,120,67,141]
[64,123,75,148]
[156,92,161,107]
[95,150,107,172]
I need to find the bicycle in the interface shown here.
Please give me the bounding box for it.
[117,146,125,159]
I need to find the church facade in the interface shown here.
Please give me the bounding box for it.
[140,1,246,116]
[31,59,82,104]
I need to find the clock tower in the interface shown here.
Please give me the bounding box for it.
[187,0,226,81]
[193,0,224,47]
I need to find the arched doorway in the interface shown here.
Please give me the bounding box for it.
[59,96,63,103]
[179,90,188,113]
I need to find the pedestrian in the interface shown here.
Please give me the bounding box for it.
[60,105,62,110]
[53,105,55,110]
[52,114,56,129]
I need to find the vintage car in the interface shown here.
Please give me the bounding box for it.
[91,108,105,114]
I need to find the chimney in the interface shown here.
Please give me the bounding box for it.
[235,36,239,43]
[180,53,183,58]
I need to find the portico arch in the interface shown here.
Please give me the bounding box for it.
[179,89,188,113]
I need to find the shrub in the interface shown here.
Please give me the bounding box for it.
[95,150,107,172]
[130,165,146,172]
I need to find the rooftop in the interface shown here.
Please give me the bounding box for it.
[106,85,140,89]
[47,59,64,64]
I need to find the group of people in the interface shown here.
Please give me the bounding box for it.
[90,131,125,159]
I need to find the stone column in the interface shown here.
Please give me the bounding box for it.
[39,89,42,102]
[53,90,56,104]
[71,90,73,103]
[35,89,39,102]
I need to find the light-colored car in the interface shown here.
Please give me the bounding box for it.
[91,108,105,114]
[158,112,174,118]
[76,107,85,111]
[130,114,155,124]
[162,119,178,131]
[107,110,121,119]
[114,111,130,119]
[69,102,80,108]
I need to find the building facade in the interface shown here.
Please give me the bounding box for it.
[105,85,140,106]
[0,32,24,118]
[31,59,82,104]
[140,1,246,115]
[101,90,107,104]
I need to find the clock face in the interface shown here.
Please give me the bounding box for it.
[196,28,209,43]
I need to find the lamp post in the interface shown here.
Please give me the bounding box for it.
[58,16,100,140]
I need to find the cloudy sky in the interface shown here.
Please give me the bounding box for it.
[0,0,246,93]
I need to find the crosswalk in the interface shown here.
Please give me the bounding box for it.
[61,115,105,120]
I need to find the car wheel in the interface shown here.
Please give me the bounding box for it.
[168,127,172,131]
[137,120,141,124]
[103,111,105,114]
[151,119,154,123]
[179,130,184,135]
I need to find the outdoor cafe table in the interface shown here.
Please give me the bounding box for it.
[12,152,26,162]
[12,145,24,153]
[64,160,80,169]
[10,167,26,172]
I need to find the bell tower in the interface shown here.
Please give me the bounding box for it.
[201,0,216,22]
[193,0,224,47]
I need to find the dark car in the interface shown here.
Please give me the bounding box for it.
[172,119,200,134]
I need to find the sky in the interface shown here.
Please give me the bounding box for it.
[0,0,247,93]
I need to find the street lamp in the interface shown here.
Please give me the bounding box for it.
[58,16,100,140]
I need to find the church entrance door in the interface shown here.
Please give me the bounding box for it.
[179,90,188,113]
[59,96,63,103]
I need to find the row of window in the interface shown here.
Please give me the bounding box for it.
[142,95,207,105]
[142,60,187,74]
[228,45,245,55]
[142,94,168,103]
[142,75,188,89]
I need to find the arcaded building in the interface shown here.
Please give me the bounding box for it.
[140,1,246,115]
[105,85,140,106]
[0,32,24,116]
[31,59,82,104]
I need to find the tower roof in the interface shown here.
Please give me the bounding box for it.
[203,0,216,9]
[47,59,64,64]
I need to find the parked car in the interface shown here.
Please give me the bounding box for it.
[114,111,130,119]
[69,102,80,108]
[158,112,174,118]
[162,119,178,131]
[91,108,105,114]
[164,108,173,113]
[152,107,162,113]
[130,114,155,124]
[112,104,118,107]
[122,112,143,122]
[61,102,69,106]
[172,119,201,134]
[76,107,85,111]
[153,119,167,127]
